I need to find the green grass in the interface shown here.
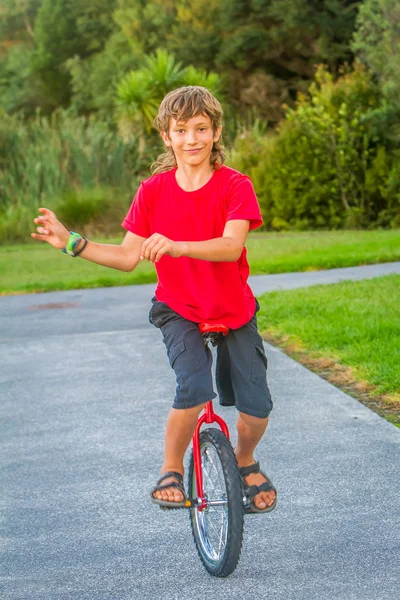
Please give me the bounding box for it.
[247,229,400,274]
[0,240,157,294]
[257,275,400,405]
[1,229,400,294]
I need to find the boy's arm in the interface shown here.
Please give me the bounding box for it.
[32,208,144,272]
[141,220,250,263]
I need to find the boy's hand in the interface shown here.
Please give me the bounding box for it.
[141,233,187,263]
[31,208,70,250]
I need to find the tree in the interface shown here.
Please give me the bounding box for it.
[352,0,400,102]
[215,0,359,119]
[167,0,223,72]
[66,32,139,120]
[0,1,42,114]
[113,0,176,55]
[246,65,400,229]
[112,0,360,122]
[32,0,117,109]
[352,0,400,143]
[0,0,41,48]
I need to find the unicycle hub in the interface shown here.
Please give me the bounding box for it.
[196,497,208,512]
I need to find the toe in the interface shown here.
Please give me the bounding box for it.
[153,474,185,504]
[256,495,267,509]
[263,490,276,507]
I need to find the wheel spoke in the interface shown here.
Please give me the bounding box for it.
[193,442,229,562]
[189,430,244,576]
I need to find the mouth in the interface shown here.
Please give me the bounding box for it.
[184,148,203,154]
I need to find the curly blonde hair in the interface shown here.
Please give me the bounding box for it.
[151,86,225,175]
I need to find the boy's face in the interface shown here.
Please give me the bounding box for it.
[161,114,222,169]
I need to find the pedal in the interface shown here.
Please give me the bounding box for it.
[159,499,194,511]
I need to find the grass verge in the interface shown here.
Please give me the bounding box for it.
[1,229,400,294]
[257,275,400,426]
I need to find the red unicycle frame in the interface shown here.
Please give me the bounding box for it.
[192,399,230,510]
[192,323,230,511]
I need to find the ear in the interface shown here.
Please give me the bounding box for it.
[213,125,222,143]
[161,130,171,147]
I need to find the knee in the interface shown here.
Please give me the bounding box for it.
[172,401,208,416]
[238,412,270,428]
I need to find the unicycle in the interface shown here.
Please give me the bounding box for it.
[187,323,244,577]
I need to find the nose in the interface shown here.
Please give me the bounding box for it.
[186,130,197,145]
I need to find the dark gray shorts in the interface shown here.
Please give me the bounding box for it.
[149,298,273,419]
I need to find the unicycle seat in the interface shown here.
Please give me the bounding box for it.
[199,323,229,346]
[198,323,229,335]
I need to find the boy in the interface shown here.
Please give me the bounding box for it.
[32,86,276,513]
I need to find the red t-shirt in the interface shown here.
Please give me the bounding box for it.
[122,165,263,329]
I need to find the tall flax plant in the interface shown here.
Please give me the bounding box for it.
[0,110,144,243]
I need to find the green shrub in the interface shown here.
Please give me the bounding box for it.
[232,65,400,230]
[54,187,133,238]
[0,186,135,245]
[0,109,154,242]
[0,110,144,210]
[0,205,33,245]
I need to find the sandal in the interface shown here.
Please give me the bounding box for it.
[151,471,189,510]
[239,461,277,514]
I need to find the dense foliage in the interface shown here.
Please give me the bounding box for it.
[0,0,399,240]
[0,0,358,119]
[229,65,400,229]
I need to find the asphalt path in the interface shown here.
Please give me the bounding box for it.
[1,263,399,600]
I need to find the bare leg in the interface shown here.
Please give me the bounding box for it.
[153,403,207,503]
[235,412,276,509]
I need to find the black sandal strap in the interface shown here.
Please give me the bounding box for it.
[152,471,186,498]
[238,461,260,478]
[156,481,184,492]
[245,480,275,499]
[156,471,183,486]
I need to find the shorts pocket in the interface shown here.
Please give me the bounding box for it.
[168,339,185,367]
[167,338,200,380]
[251,346,268,383]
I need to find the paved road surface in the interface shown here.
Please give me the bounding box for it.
[1,263,399,599]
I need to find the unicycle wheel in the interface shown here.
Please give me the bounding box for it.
[188,427,244,577]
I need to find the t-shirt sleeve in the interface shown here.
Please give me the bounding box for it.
[226,174,263,231]
[121,183,151,238]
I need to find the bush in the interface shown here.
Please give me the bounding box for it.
[0,110,144,210]
[54,187,132,238]
[232,65,400,229]
[0,205,33,245]
[0,109,154,243]
[0,186,135,245]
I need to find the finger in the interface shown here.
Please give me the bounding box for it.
[154,243,168,263]
[36,226,50,235]
[34,216,51,225]
[140,236,155,259]
[38,207,55,218]
[140,241,149,260]
[150,240,165,263]
[144,239,159,262]
[142,233,158,247]
[31,233,48,241]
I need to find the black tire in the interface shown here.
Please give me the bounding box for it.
[188,428,244,577]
